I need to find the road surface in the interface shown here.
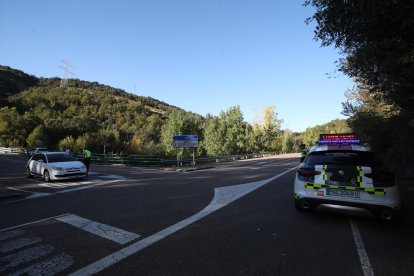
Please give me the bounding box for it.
[0,154,413,275]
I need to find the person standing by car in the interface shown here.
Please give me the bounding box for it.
[83,148,92,176]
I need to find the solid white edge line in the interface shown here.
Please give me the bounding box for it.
[70,167,297,275]
[350,220,375,276]
[0,214,71,233]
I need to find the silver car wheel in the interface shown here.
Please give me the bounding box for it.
[43,170,51,182]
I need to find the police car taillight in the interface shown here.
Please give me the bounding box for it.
[297,168,321,180]
[364,172,395,187]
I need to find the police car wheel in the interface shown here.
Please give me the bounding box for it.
[377,209,398,223]
[295,200,306,211]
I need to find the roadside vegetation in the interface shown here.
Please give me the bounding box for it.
[306,0,414,216]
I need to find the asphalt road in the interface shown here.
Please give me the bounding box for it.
[0,154,413,275]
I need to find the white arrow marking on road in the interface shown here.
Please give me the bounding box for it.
[70,167,296,275]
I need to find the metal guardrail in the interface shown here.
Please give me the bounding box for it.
[0,147,25,154]
[0,146,291,166]
[72,151,285,166]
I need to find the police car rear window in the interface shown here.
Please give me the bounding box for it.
[305,151,381,167]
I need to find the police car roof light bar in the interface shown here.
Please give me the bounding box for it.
[316,133,364,145]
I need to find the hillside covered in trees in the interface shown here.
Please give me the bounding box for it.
[0,65,351,157]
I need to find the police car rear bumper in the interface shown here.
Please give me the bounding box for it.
[294,196,400,218]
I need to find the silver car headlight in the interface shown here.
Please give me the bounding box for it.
[81,165,86,170]
[52,166,64,171]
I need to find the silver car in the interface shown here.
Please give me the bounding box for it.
[27,152,87,182]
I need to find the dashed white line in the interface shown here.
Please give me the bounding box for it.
[0,229,24,241]
[56,214,140,245]
[0,214,71,233]
[10,252,74,276]
[0,236,41,253]
[350,220,375,276]
[0,244,55,272]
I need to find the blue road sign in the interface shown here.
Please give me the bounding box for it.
[173,135,198,141]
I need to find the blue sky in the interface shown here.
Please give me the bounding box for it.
[0,0,354,132]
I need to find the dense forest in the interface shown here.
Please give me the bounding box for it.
[0,65,349,157]
[306,0,414,210]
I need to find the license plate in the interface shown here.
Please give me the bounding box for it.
[327,189,360,198]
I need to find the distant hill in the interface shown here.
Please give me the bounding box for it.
[0,65,39,104]
[0,65,188,153]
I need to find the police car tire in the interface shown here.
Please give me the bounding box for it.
[377,209,398,223]
[294,200,305,211]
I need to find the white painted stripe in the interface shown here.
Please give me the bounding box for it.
[39,181,94,189]
[56,214,140,245]
[5,186,31,193]
[96,174,124,179]
[350,220,375,276]
[70,167,296,275]
[0,236,41,253]
[0,229,25,241]
[27,192,51,199]
[10,253,73,276]
[0,244,55,272]
[56,179,122,194]
[55,185,94,194]
[0,214,71,233]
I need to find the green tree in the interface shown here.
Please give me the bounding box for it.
[203,115,227,156]
[26,125,49,148]
[305,0,414,111]
[223,106,247,154]
[281,129,295,152]
[58,136,76,152]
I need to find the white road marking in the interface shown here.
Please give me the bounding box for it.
[0,244,55,272]
[0,214,71,233]
[96,174,124,179]
[2,177,123,203]
[55,179,122,194]
[27,192,52,199]
[10,253,73,276]
[70,167,296,275]
[56,214,140,245]
[0,236,41,253]
[350,220,374,276]
[0,229,24,241]
[38,181,94,189]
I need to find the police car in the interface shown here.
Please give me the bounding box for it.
[294,133,400,221]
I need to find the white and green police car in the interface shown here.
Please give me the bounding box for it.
[294,133,400,221]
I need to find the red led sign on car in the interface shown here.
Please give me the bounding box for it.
[317,133,363,144]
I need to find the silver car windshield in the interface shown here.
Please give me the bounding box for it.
[47,153,76,163]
